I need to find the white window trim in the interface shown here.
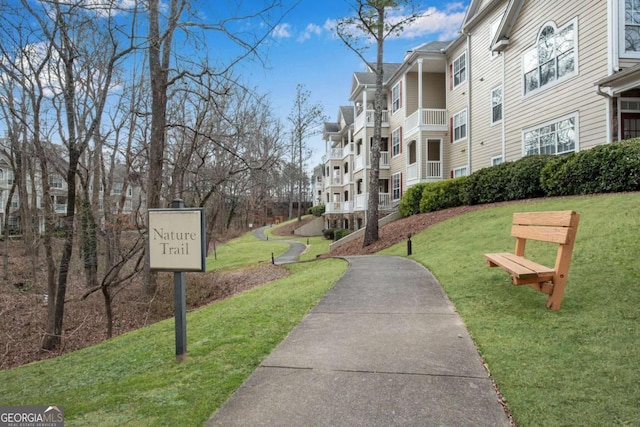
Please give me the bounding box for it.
[491,86,503,126]
[391,82,401,114]
[521,112,580,156]
[392,172,402,201]
[452,51,467,88]
[521,17,579,98]
[453,166,468,178]
[453,109,468,143]
[391,127,402,158]
[620,0,640,58]
[491,155,504,166]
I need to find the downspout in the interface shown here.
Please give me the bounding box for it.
[465,30,472,173]
[417,58,423,182]
[596,85,614,144]
[501,51,506,160]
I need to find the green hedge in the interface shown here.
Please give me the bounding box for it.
[420,177,468,213]
[399,139,640,217]
[323,228,351,240]
[308,205,325,216]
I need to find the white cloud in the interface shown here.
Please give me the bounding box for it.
[297,23,322,42]
[272,23,292,39]
[398,6,466,41]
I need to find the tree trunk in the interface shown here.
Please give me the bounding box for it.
[363,5,386,247]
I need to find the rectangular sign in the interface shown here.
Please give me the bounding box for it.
[0,406,64,427]
[148,208,206,272]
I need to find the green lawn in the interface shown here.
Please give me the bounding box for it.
[381,192,640,426]
[206,231,290,271]
[0,259,348,426]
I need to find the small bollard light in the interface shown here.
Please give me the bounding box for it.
[407,232,413,256]
[271,252,275,264]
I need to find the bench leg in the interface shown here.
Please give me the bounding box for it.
[546,277,567,311]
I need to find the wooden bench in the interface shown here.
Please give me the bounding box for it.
[484,210,580,311]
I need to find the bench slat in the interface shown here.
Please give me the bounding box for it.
[513,210,577,227]
[511,225,571,244]
[484,252,554,279]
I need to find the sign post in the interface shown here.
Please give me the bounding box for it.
[148,200,205,362]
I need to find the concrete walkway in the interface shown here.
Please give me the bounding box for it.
[252,225,307,265]
[206,255,510,426]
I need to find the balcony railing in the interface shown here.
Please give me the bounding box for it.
[426,160,442,178]
[325,200,354,214]
[407,161,442,181]
[355,109,389,132]
[405,108,448,133]
[355,151,389,171]
[354,192,392,211]
[330,148,343,159]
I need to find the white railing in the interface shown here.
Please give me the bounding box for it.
[325,201,354,214]
[354,155,364,171]
[404,108,448,132]
[379,192,391,207]
[367,151,389,167]
[330,148,343,159]
[355,109,390,132]
[344,143,353,157]
[427,161,442,178]
[407,163,418,181]
[355,194,366,209]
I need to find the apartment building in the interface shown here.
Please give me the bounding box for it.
[0,139,143,235]
[321,0,637,230]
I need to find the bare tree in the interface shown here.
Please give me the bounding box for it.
[335,0,422,246]
[286,84,326,221]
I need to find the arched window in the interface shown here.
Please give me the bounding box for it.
[523,20,576,94]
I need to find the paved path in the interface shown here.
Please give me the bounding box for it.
[206,255,510,426]
[252,225,307,265]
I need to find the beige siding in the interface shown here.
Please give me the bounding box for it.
[446,43,470,177]
[502,0,608,160]
[468,2,508,171]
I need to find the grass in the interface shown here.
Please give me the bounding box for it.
[206,231,290,271]
[381,192,640,426]
[262,215,332,261]
[0,258,348,426]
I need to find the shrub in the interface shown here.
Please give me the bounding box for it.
[399,183,429,217]
[308,205,325,217]
[322,228,335,240]
[419,177,467,212]
[464,162,513,205]
[333,228,351,241]
[506,155,556,200]
[541,139,640,195]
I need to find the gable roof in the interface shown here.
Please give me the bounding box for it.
[491,0,526,52]
[350,63,402,100]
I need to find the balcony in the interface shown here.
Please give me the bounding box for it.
[354,192,392,211]
[325,200,354,214]
[354,151,390,172]
[407,161,443,182]
[405,108,448,133]
[355,109,389,133]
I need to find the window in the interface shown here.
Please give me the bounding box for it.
[523,19,576,95]
[491,86,503,124]
[0,169,3,180]
[112,183,123,195]
[392,173,401,200]
[453,109,467,142]
[453,166,468,178]
[49,175,64,189]
[391,82,402,113]
[624,0,640,54]
[391,127,402,157]
[523,114,577,156]
[452,53,466,88]
[7,171,13,186]
[491,156,504,166]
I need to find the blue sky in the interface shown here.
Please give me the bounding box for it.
[241,0,471,167]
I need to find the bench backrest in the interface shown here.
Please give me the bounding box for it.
[511,210,580,265]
